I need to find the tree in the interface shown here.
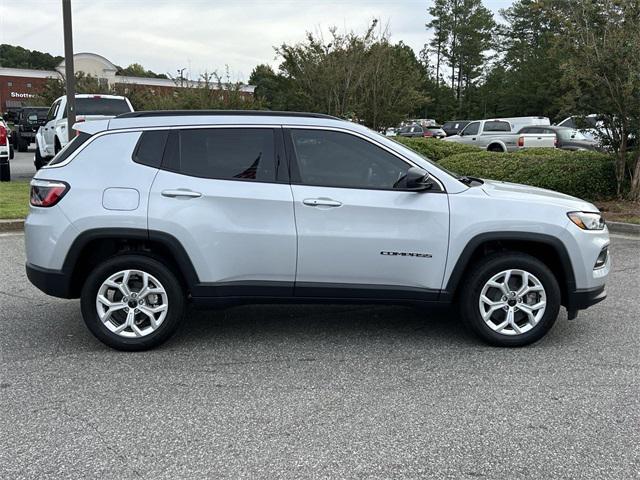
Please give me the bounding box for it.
[117,63,168,79]
[560,0,640,200]
[271,21,428,129]
[0,44,62,70]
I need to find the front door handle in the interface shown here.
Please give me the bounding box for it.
[302,198,342,207]
[161,189,202,198]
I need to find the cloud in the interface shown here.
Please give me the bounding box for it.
[1,0,512,82]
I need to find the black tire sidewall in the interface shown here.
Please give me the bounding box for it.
[461,253,561,347]
[80,254,185,351]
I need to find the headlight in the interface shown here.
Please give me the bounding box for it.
[567,211,605,230]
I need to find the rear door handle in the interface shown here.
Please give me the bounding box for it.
[161,189,202,198]
[303,198,342,207]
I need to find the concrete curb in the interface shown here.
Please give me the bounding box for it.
[0,219,24,233]
[608,221,640,236]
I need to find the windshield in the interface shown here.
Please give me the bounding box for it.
[71,98,131,116]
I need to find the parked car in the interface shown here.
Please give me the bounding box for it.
[35,94,134,169]
[443,119,556,152]
[0,118,15,181]
[408,118,438,127]
[384,127,397,137]
[25,110,609,350]
[398,124,446,139]
[518,125,599,151]
[11,106,48,152]
[442,120,471,137]
[498,116,551,132]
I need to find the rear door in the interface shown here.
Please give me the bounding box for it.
[148,126,297,297]
[285,127,449,299]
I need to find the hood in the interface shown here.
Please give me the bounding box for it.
[480,179,597,212]
[443,135,461,142]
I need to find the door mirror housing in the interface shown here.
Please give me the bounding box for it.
[404,167,433,191]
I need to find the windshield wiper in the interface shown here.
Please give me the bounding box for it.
[458,175,483,186]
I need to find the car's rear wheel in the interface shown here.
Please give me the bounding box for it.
[17,136,28,152]
[80,254,185,351]
[460,252,561,347]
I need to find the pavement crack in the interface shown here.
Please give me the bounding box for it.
[59,407,143,478]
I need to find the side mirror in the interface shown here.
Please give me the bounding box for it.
[404,167,433,191]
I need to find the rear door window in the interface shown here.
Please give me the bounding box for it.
[176,128,277,182]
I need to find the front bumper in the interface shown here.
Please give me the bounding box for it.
[566,285,607,320]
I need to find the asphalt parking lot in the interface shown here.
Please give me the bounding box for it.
[8,147,37,180]
[0,232,638,479]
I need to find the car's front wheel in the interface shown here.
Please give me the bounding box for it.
[460,252,561,347]
[80,254,185,351]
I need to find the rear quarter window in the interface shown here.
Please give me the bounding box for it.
[48,132,92,166]
[133,130,169,168]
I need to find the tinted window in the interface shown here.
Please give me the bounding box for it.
[290,129,409,189]
[462,122,480,135]
[47,100,60,121]
[484,121,511,132]
[178,128,276,181]
[71,98,132,116]
[48,132,92,166]
[558,117,577,128]
[133,130,168,168]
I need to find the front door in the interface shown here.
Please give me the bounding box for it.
[286,128,450,299]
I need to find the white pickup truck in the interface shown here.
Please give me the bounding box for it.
[443,119,556,152]
[35,94,133,169]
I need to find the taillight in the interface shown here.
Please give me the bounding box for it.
[554,136,558,148]
[517,136,524,147]
[0,125,6,144]
[424,130,433,137]
[30,179,69,207]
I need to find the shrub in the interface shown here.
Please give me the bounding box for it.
[393,137,480,162]
[439,150,617,200]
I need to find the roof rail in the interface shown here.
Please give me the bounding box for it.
[116,110,341,120]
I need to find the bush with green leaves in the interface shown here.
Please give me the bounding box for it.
[439,149,617,200]
[393,137,480,162]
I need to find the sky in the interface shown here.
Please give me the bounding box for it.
[0,0,513,82]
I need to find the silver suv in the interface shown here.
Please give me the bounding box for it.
[25,111,610,350]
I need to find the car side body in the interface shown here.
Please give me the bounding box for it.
[24,111,610,350]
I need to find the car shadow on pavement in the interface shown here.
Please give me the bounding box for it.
[163,303,478,350]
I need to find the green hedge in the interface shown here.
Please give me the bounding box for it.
[393,137,480,162]
[439,149,617,200]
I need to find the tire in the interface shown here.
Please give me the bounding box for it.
[487,144,504,152]
[34,145,45,170]
[54,138,61,155]
[459,252,561,347]
[80,254,185,351]
[17,135,28,152]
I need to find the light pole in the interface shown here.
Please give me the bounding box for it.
[177,68,186,87]
[62,0,75,136]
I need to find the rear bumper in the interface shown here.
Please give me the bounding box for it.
[566,285,607,319]
[26,263,74,298]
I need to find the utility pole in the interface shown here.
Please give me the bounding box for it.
[62,0,75,136]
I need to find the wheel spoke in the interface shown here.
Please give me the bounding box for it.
[506,309,521,334]
[518,304,538,326]
[493,318,509,333]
